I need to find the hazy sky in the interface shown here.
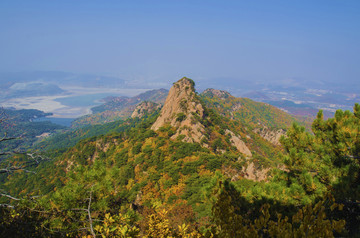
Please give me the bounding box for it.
[1,0,359,85]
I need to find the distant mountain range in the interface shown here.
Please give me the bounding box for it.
[197,77,360,118]
[0,71,126,89]
[1,71,359,120]
[0,71,127,101]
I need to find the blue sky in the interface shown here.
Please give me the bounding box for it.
[1,0,359,85]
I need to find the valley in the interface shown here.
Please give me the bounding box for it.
[1,87,150,118]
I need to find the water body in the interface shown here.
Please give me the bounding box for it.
[54,93,116,107]
[33,117,75,127]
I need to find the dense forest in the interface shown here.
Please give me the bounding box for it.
[0,108,65,153]
[0,78,359,237]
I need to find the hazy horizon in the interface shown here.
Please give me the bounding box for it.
[1,0,359,86]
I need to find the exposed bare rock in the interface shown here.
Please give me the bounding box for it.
[226,129,252,157]
[231,103,242,111]
[222,165,242,182]
[151,77,206,143]
[36,132,51,138]
[223,161,270,182]
[242,162,270,181]
[131,101,161,118]
[253,127,286,146]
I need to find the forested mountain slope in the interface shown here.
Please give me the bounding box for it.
[1,78,358,237]
[201,88,297,130]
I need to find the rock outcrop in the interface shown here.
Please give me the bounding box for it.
[151,77,254,157]
[131,101,161,118]
[151,77,206,143]
[253,127,286,146]
[242,162,270,181]
[225,129,252,157]
[202,88,231,100]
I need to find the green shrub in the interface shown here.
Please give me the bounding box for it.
[176,113,187,122]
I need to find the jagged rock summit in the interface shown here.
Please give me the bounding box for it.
[151,77,206,143]
[151,77,253,156]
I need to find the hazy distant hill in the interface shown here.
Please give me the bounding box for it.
[264,100,334,119]
[1,82,65,99]
[198,77,360,119]
[91,88,168,114]
[0,71,126,89]
[71,89,168,127]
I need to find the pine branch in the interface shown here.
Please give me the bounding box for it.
[0,152,50,174]
[0,203,15,208]
[0,192,21,201]
[0,191,20,209]
[0,136,19,142]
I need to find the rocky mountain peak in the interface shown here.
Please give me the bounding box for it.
[175,77,196,89]
[151,77,206,143]
[202,88,232,100]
